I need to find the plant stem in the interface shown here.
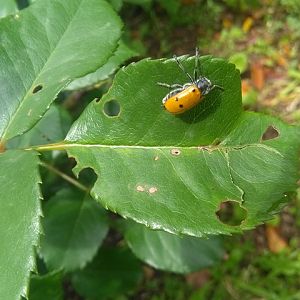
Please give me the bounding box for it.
[40,161,89,192]
[26,142,67,152]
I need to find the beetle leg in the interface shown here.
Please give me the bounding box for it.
[212,84,224,91]
[157,82,172,88]
[170,84,184,89]
[157,82,183,89]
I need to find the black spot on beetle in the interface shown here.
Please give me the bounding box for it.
[192,89,196,92]
[32,84,43,94]
[175,97,179,101]
[179,104,184,108]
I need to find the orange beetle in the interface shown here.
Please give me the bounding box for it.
[158,48,223,114]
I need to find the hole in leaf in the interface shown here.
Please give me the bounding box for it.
[261,125,279,141]
[78,167,97,189]
[32,84,43,94]
[216,200,247,226]
[103,100,120,117]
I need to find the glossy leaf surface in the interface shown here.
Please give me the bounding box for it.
[0,150,41,300]
[0,0,122,142]
[40,189,109,272]
[67,41,137,90]
[62,56,300,237]
[66,56,241,145]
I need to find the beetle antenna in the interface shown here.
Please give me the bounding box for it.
[173,55,195,84]
[194,47,199,81]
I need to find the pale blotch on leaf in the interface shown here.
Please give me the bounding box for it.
[136,185,145,192]
[148,187,158,194]
[216,200,247,226]
[171,148,181,156]
[261,125,279,141]
[154,156,159,161]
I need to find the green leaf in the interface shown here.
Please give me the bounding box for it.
[59,56,299,237]
[222,112,300,227]
[123,0,153,7]
[67,41,137,90]
[28,272,63,300]
[0,150,42,300]
[40,188,109,272]
[66,56,241,145]
[109,0,123,11]
[8,104,71,149]
[71,247,142,300]
[0,0,18,18]
[228,52,248,74]
[124,221,224,274]
[0,0,122,143]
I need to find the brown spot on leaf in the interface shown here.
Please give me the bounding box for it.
[171,148,181,156]
[136,185,145,192]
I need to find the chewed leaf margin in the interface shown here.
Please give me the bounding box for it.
[60,55,300,238]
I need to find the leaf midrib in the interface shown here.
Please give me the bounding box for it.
[30,142,283,156]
